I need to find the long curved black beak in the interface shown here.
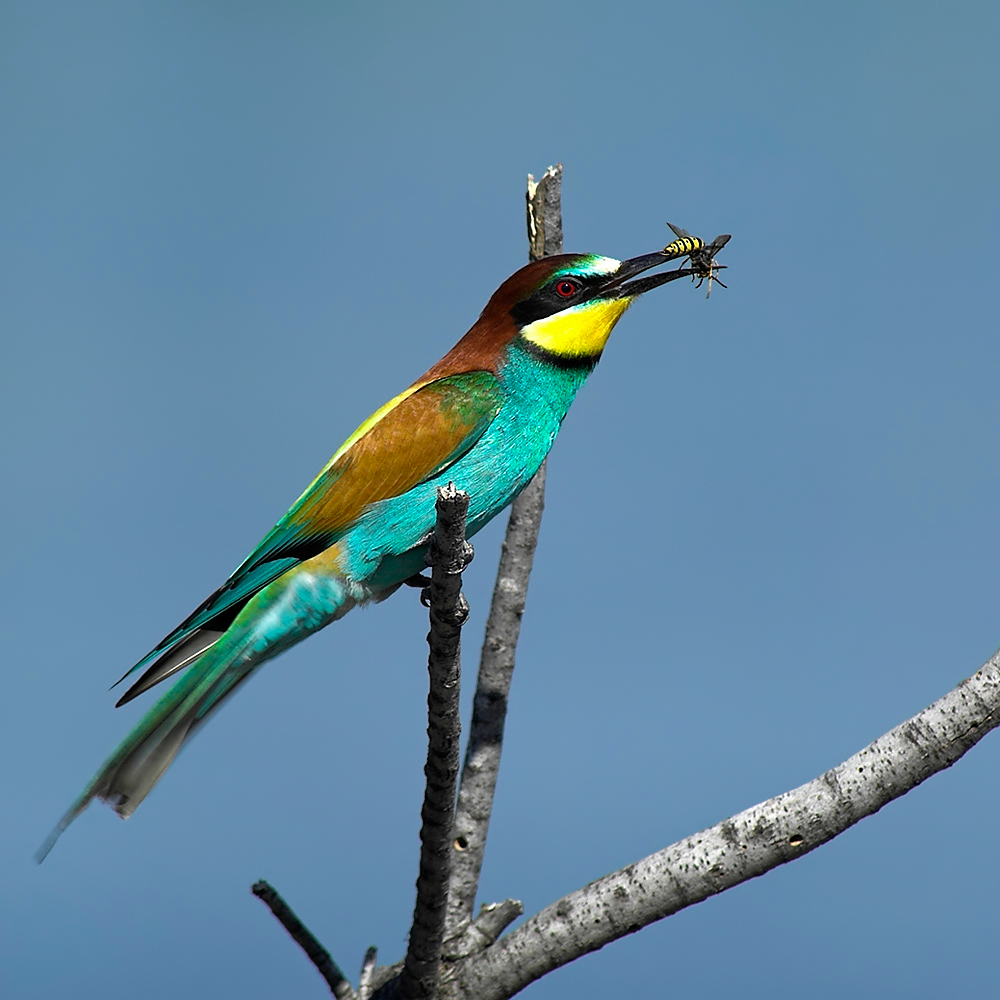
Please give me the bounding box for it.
[599,231,731,300]
[598,251,700,300]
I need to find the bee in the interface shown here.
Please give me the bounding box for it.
[662,222,731,298]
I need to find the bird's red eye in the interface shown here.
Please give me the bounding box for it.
[555,280,579,298]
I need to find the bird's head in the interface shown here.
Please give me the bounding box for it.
[502,252,695,364]
[422,250,699,381]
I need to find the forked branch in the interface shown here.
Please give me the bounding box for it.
[444,650,1000,999]
[252,163,1000,1000]
[444,165,563,941]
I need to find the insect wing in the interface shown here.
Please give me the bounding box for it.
[662,222,704,260]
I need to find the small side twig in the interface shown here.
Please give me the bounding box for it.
[399,484,473,1000]
[444,165,562,939]
[358,947,378,1000]
[251,880,355,999]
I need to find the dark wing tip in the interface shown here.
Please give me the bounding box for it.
[115,629,224,707]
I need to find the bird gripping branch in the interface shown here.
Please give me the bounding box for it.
[39,230,729,860]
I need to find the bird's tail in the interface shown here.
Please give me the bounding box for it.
[37,626,267,862]
[37,556,381,862]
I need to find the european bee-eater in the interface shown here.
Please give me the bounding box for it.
[40,245,716,859]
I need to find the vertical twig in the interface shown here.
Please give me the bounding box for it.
[399,484,473,1000]
[444,166,563,940]
[525,163,563,262]
[358,947,378,1000]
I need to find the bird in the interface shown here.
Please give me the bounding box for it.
[39,244,711,859]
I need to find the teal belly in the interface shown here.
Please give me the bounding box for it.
[342,342,593,588]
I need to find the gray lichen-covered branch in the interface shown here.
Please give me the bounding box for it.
[444,650,1000,999]
[444,165,563,940]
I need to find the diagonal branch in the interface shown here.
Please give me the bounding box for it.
[448,649,1000,1000]
[399,484,473,1000]
[444,165,563,939]
[251,880,355,999]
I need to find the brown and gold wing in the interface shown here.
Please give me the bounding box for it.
[115,370,504,691]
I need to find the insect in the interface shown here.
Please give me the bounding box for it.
[661,234,705,258]
[662,223,731,298]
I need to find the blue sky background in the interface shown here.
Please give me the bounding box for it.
[3,2,999,997]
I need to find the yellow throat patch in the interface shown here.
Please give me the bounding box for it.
[520,296,633,361]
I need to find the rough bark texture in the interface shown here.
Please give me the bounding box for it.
[443,464,547,938]
[443,166,562,940]
[526,164,563,262]
[443,900,525,961]
[442,650,1000,999]
[398,485,472,1000]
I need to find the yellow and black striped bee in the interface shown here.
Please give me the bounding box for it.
[661,222,731,297]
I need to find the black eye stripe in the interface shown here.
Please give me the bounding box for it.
[510,274,597,327]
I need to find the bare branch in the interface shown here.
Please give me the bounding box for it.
[443,900,525,960]
[250,164,1000,1000]
[526,163,563,261]
[448,650,1000,999]
[251,880,355,999]
[444,466,547,935]
[444,166,563,940]
[399,484,473,1000]
[247,163,1000,1000]
[358,947,378,1000]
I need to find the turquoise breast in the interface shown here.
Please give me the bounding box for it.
[342,340,594,587]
